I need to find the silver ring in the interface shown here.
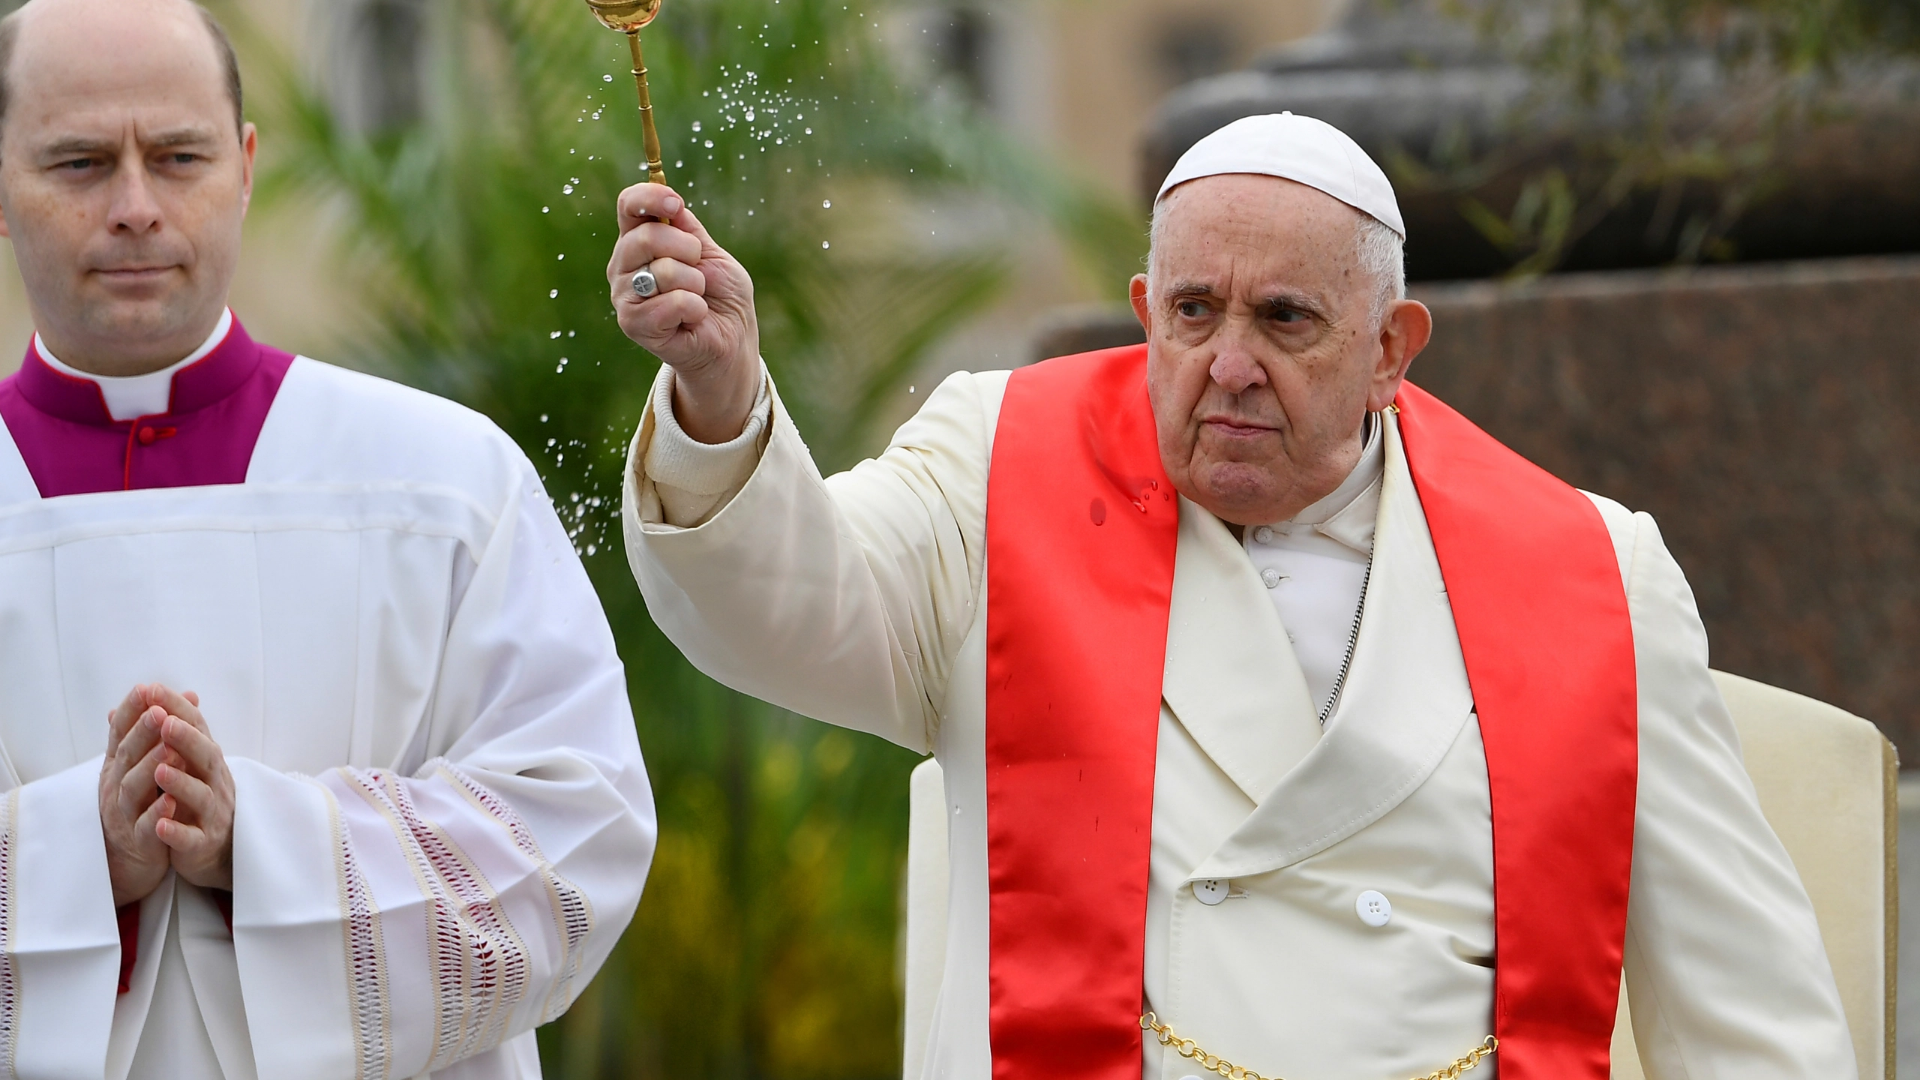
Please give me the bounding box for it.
[630,268,659,298]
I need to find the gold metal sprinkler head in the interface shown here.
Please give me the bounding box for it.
[584,0,668,186]
[584,0,662,32]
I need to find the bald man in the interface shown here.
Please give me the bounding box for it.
[0,2,654,1078]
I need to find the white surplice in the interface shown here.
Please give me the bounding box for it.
[624,364,1855,1080]
[0,358,656,1080]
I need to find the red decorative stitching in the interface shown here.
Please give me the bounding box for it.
[346,769,529,1069]
[439,764,596,1023]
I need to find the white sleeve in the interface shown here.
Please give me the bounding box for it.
[1612,509,1856,1078]
[0,760,123,1078]
[638,364,772,528]
[227,457,656,1080]
[623,368,1005,754]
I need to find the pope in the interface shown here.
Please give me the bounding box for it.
[609,114,1854,1078]
[0,0,655,1077]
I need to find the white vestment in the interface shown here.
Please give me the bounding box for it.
[623,365,1855,1080]
[0,357,656,1080]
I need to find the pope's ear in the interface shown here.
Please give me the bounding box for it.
[1369,299,1432,411]
[1129,274,1151,336]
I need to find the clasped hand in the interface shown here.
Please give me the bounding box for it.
[98,684,235,907]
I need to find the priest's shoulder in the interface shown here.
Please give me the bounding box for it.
[886,367,1012,450]
[256,356,533,493]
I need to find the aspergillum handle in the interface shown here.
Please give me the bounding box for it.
[626,30,667,186]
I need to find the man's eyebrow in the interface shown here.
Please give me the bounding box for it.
[1257,291,1333,321]
[1165,282,1221,300]
[146,127,222,148]
[35,136,117,158]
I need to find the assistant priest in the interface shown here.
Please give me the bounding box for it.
[0,1,654,1077]
[610,113,1854,1079]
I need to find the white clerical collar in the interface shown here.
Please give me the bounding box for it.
[1294,411,1383,527]
[1242,413,1384,559]
[35,308,234,422]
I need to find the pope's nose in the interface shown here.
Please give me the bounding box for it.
[1208,350,1267,395]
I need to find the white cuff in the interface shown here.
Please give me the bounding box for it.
[10,758,120,1079]
[643,364,771,496]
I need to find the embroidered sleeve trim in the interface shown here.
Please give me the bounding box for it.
[435,763,597,1024]
[0,789,18,1079]
[340,768,532,1071]
[320,781,391,1080]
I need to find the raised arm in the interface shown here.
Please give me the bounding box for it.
[609,183,999,753]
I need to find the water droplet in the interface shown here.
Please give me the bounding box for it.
[586,543,597,556]
[908,385,916,394]
[540,414,550,423]
[692,120,703,132]
[822,241,830,249]
[603,74,613,82]
[745,109,756,121]
[822,199,831,209]
[1089,499,1108,526]
[704,139,714,148]
[804,127,813,135]
[549,289,559,298]
[550,331,563,339]
[557,253,566,261]
[562,184,575,195]
[542,206,551,213]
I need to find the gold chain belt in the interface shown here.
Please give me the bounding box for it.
[1141,1013,1497,1080]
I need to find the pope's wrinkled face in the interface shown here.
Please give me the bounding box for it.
[0,0,255,375]
[1133,173,1430,527]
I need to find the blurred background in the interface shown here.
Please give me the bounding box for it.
[0,0,1917,1075]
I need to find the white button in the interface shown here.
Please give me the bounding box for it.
[1253,526,1275,544]
[1356,890,1392,927]
[1261,567,1283,589]
[1192,879,1229,906]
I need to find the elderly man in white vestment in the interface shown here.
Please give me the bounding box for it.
[0,1,655,1077]
[610,113,1854,1080]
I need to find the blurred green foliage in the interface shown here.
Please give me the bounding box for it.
[221,0,1144,1075]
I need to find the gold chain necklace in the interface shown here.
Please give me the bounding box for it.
[1141,1013,1498,1080]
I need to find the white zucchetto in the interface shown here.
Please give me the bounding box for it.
[1156,112,1405,239]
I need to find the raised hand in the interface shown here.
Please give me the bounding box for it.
[606,183,762,444]
[143,685,235,892]
[99,686,179,907]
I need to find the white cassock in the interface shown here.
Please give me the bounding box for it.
[624,364,1855,1080]
[0,357,655,1079]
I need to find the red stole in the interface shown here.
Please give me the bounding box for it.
[983,345,1637,1080]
